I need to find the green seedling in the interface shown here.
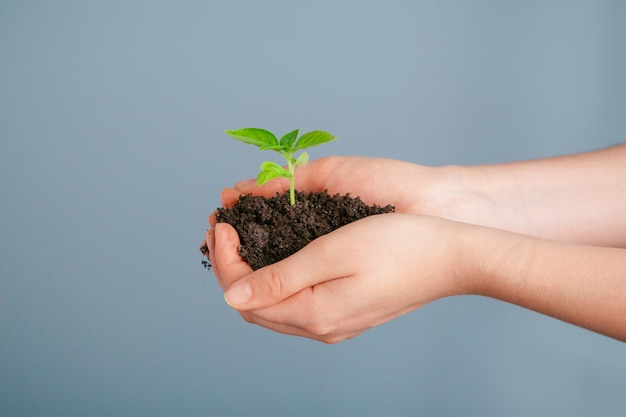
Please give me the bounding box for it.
[225,128,337,205]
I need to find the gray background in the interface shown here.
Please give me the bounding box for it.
[1,1,625,416]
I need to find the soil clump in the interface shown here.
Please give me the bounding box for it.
[207,190,394,270]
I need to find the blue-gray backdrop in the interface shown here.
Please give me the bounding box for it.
[1,1,625,416]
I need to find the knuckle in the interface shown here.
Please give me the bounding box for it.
[300,297,341,341]
[259,266,288,300]
[306,323,332,338]
[304,317,337,340]
[319,335,344,345]
[309,324,343,344]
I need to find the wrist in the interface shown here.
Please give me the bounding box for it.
[411,164,494,223]
[420,163,535,236]
[419,217,502,299]
[456,222,536,302]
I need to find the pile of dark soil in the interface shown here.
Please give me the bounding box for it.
[206,190,394,270]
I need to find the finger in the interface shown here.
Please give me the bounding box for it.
[245,317,363,344]
[242,279,351,335]
[237,309,313,340]
[242,270,418,344]
[240,312,360,344]
[240,287,325,337]
[234,158,336,196]
[239,291,366,344]
[213,222,253,290]
[234,178,288,198]
[220,187,242,208]
[220,183,285,210]
[208,210,218,228]
[235,290,332,341]
[206,227,221,279]
[222,234,348,310]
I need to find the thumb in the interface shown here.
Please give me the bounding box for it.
[223,239,334,310]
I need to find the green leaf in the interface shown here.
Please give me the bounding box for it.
[295,151,309,166]
[259,144,288,152]
[225,128,278,148]
[279,129,300,149]
[260,160,290,174]
[257,161,292,185]
[293,130,336,151]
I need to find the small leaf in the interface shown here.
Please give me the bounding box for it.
[225,128,278,148]
[260,161,291,177]
[257,161,292,185]
[293,130,336,151]
[260,160,290,173]
[279,129,300,149]
[295,152,309,166]
[257,170,282,186]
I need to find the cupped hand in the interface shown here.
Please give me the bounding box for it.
[209,213,471,343]
[201,155,485,342]
[215,156,451,218]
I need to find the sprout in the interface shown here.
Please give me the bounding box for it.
[225,128,337,205]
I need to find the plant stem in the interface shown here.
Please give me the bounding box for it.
[287,158,295,205]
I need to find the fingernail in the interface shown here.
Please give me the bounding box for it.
[224,281,252,307]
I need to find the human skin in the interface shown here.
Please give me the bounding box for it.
[204,144,626,343]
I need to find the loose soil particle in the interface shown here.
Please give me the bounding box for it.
[211,190,394,270]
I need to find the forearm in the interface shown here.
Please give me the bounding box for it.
[434,143,626,247]
[463,225,626,342]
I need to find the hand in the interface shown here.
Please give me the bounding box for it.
[211,155,521,236]
[208,213,469,343]
[203,147,626,342]
[216,156,449,216]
